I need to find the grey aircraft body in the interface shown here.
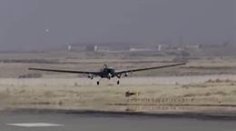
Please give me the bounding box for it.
[29,63,185,85]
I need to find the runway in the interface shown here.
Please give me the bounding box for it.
[0,110,236,131]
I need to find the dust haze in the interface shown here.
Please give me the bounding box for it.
[1,0,236,122]
[0,0,234,51]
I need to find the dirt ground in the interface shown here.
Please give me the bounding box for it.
[0,52,236,114]
[0,75,236,113]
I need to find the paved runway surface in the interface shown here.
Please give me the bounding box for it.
[0,111,236,131]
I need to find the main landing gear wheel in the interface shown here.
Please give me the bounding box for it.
[117,80,120,85]
[97,81,100,85]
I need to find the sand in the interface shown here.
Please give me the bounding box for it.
[0,75,236,114]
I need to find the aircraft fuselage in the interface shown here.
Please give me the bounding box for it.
[99,68,116,79]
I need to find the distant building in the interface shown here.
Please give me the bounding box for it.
[86,45,98,52]
[157,45,162,51]
[199,43,228,49]
[67,45,72,51]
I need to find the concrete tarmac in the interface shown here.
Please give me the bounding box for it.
[0,110,236,131]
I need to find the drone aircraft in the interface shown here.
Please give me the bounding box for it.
[29,63,185,85]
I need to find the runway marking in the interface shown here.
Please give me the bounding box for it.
[7,123,64,127]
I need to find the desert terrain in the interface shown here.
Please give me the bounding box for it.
[0,51,236,115]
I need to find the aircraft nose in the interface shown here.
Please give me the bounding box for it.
[108,73,112,77]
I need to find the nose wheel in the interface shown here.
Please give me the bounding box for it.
[97,81,100,85]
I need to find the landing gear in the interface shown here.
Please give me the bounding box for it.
[96,78,120,85]
[96,78,102,86]
[117,80,120,85]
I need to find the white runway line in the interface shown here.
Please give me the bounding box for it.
[7,123,64,127]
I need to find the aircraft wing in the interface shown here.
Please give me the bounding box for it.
[115,63,186,75]
[28,68,100,75]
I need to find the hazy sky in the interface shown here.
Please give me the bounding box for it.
[0,0,234,50]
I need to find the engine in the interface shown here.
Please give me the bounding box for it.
[88,74,93,79]
[124,73,128,77]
